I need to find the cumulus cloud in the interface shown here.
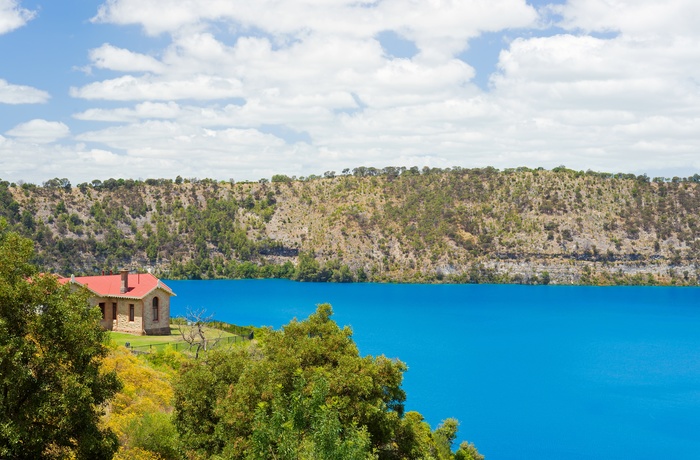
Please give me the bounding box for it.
[73,101,181,122]
[70,74,243,101]
[77,0,534,120]
[0,79,49,104]
[7,0,692,184]
[75,120,286,153]
[69,121,308,181]
[555,0,700,37]
[0,136,130,184]
[6,119,70,143]
[92,0,538,54]
[88,43,165,73]
[491,34,700,112]
[0,0,34,35]
[1,124,309,184]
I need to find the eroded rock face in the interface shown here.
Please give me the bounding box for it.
[8,168,700,285]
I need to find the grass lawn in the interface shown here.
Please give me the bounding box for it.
[108,325,239,352]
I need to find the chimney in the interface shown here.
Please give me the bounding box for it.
[120,269,129,294]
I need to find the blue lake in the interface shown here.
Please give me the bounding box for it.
[167,280,700,459]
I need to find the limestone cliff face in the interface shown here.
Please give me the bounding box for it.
[5,167,700,285]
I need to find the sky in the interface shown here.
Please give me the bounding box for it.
[1,0,700,184]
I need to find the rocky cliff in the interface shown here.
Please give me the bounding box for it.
[3,166,700,285]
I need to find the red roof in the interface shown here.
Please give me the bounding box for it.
[58,273,175,300]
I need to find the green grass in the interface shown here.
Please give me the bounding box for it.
[108,325,240,353]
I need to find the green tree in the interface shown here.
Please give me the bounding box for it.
[455,442,484,460]
[295,251,321,281]
[0,221,120,459]
[127,412,179,460]
[249,374,373,460]
[174,304,480,459]
[271,174,292,183]
[434,419,459,459]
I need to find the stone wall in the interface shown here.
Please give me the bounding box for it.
[141,289,171,335]
[116,299,144,334]
[91,289,171,335]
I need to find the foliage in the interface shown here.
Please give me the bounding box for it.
[127,412,179,460]
[173,304,480,459]
[6,166,700,285]
[248,374,374,460]
[206,320,254,337]
[0,221,120,459]
[102,346,183,459]
[454,442,484,460]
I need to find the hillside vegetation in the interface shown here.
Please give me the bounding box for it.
[0,224,481,459]
[4,166,700,285]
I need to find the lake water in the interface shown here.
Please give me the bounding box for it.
[167,280,700,459]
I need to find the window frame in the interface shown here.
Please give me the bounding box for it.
[152,297,159,322]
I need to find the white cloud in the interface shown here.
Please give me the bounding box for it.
[0,136,131,184]
[0,0,34,35]
[0,79,49,104]
[68,121,309,181]
[0,124,311,184]
[6,0,698,184]
[491,34,700,113]
[555,0,700,37]
[88,43,165,73]
[76,0,534,123]
[92,0,216,35]
[70,74,243,101]
[92,0,538,51]
[6,119,70,143]
[75,120,285,153]
[74,102,181,122]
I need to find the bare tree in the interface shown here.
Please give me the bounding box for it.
[176,308,221,358]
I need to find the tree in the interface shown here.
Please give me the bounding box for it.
[174,304,480,459]
[455,442,484,460]
[101,346,182,460]
[175,308,222,359]
[295,251,321,281]
[42,177,71,191]
[271,174,292,183]
[0,220,120,459]
[248,374,373,460]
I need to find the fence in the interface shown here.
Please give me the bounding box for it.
[127,333,252,355]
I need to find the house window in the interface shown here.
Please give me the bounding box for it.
[99,302,105,319]
[112,303,117,320]
[129,304,135,322]
[152,297,159,322]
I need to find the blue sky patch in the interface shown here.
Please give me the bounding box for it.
[375,30,418,59]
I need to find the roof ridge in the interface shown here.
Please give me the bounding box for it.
[57,272,175,299]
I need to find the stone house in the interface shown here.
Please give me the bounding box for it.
[59,270,175,335]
